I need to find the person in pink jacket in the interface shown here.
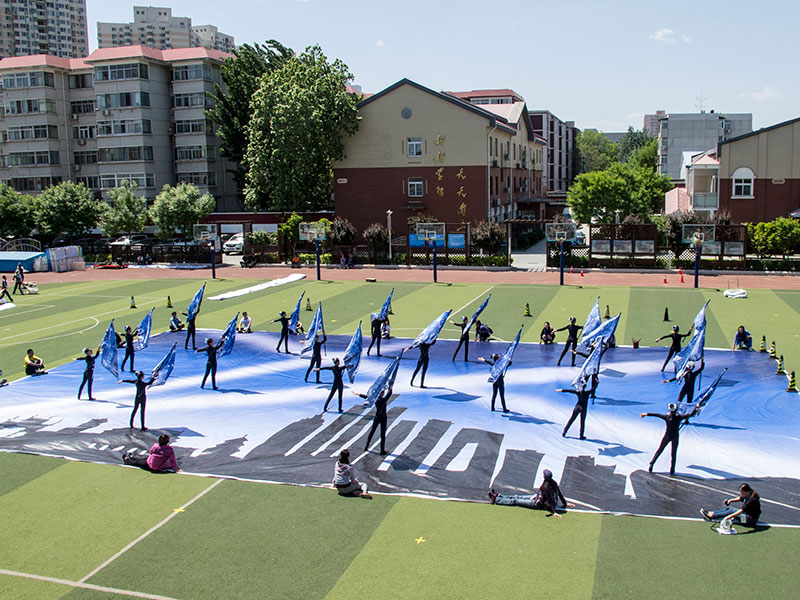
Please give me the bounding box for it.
[332,449,371,498]
[123,434,180,472]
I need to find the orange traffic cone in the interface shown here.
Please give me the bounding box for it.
[570,266,574,274]
[678,267,683,275]
[663,275,668,284]
[580,269,584,277]
[680,273,685,283]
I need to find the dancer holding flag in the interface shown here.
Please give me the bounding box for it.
[641,402,701,476]
[408,309,452,388]
[317,358,347,412]
[196,336,224,390]
[120,325,137,372]
[367,313,385,357]
[557,347,600,440]
[574,298,601,356]
[655,325,692,372]
[119,370,156,431]
[571,340,604,401]
[303,304,327,383]
[136,309,153,351]
[183,283,205,350]
[76,345,101,401]
[478,326,522,412]
[664,359,705,403]
[353,355,402,455]
[452,295,491,362]
[217,313,239,358]
[275,292,304,353]
[556,317,583,366]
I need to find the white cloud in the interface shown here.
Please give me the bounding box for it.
[376,39,385,48]
[649,29,692,45]
[739,86,782,102]
[681,34,692,45]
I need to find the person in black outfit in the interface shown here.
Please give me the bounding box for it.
[655,325,692,372]
[367,315,384,357]
[317,357,346,412]
[556,317,582,366]
[305,332,328,383]
[557,375,598,439]
[196,337,223,390]
[641,402,700,475]
[478,353,510,412]
[663,359,704,403]
[182,311,197,350]
[700,483,762,527]
[489,469,575,517]
[354,386,393,455]
[451,316,470,361]
[119,371,156,430]
[12,267,25,295]
[0,275,12,302]
[272,311,290,353]
[409,341,434,388]
[540,322,556,344]
[76,346,100,400]
[120,326,136,372]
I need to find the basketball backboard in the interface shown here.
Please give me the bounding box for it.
[415,222,445,242]
[681,224,715,245]
[299,222,327,242]
[545,222,576,243]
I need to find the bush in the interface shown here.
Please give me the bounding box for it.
[469,254,510,267]
[297,252,332,265]
[363,223,389,262]
[246,230,278,245]
[472,221,506,254]
[329,217,357,246]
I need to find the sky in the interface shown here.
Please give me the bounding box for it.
[87,0,798,132]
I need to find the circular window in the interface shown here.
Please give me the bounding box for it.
[401,107,412,119]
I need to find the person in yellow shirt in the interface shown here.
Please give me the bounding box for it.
[24,349,47,376]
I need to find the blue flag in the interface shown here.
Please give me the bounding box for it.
[489,327,522,383]
[302,304,324,354]
[151,343,177,387]
[100,320,119,378]
[217,312,239,357]
[343,322,363,383]
[672,301,709,374]
[289,291,305,334]
[679,368,727,420]
[135,308,153,351]
[577,298,601,352]
[186,283,206,322]
[379,289,394,320]
[466,295,491,333]
[572,342,603,390]
[410,309,452,348]
[365,354,402,407]
[580,313,620,349]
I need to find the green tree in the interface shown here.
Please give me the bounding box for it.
[363,223,389,262]
[149,183,216,239]
[0,184,35,238]
[34,181,106,239]
[207,41,294,193]
[628,138,659,171]
[472,221,506,255]
[617,127,654,163]
[567,163,672,224]
[244,45,360,211]
[279,212,303,257]
[747,217,800,258]
[99,180,148,237]
[329,217,357,246]
[576,129,619,173]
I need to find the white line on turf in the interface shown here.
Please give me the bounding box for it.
[653,473,800,512]
[0,568,179,600]
[452,286,494,317]
[77,478,223,584]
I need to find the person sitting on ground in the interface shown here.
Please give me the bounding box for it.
[540,322,556,344]
[732,325,753,351]
[122,433,181,473]
[291,255,300,268]
[0,368,7,386]
[476,321,493,342]
[700,482,761,527]
[238,311,252,333]
[332,449,371,498]
[24,348,47,376]
[381,318,391,339]
[169,311,185,332]
[489,469,575,518]
[339,252,346,269]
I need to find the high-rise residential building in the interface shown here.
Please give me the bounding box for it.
[0,45,238,210]
[655,111,752,180]
[0,0,88,59]
[643,110,666,137]
[98,6,235,52]
[528,110,579,195]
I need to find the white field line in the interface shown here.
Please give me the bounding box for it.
[0,568,179,600]
[78,478,223,584]
[652,473,800,512]
[452,286,494,318]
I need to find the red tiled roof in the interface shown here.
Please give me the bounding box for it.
[0,54,90,70]
[85,45,233,64]
[448,89,524,101]
[161,47,232,62]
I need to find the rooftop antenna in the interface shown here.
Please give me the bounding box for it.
[695,90,707,114]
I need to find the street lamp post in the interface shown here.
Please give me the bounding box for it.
[386,210,393,262]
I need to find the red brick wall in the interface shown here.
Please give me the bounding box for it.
[718,179,800,223]
[334,166,488,235]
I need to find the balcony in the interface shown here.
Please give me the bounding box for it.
[692,192,718,210]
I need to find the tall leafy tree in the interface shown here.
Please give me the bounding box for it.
[617,126,654,163]
[244,45,360,212]
[576,129,619,173]
[34,181,107,238]
[207,41,294,192]
[99,180,148,236]
[149,183,216,239]
[0,184,35,238]
[628,138,659,171]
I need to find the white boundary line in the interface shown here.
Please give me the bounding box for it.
[0,568,179,600]
[652,473,800,512]
[452,286,494,317]
[78,478,223,584]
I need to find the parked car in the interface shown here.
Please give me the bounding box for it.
[223,233,245,254]
[93,238,113,252]
[110,234,148,246]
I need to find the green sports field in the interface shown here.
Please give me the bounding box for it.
[2,276,800,599]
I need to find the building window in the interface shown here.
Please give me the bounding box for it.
[731,167,755,198]
[75,176,100,189]
[4,98,56,114]
[173,64,212,81]
[68,73,93,88]
[98,146,153,162]
[407,137,422,157]
[2,71,54,89]
[9,177,60,192]
[177,171,217,186]
[96,92,150,109]
[408,177,423,197]
[8,151,60,166]
[70,100,95,114]
[175,145,214,161]
[174,119,213,134]
[97,119,152,135]
[100,173,155,189]
[73,151,98,164]
[6,125,58,141]
[94,63,148,82]
[174,92,213,108]
[72,125,95,139]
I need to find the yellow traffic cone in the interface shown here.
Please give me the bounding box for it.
[758,335,766,353]
[130,295,136,309]
[787,371,798,393]
[769,341,777,359]
[524,303,532,317]
[776,355,786,375]
[305,298,312,311]
[167,295,173,308]
[603,304,610,320]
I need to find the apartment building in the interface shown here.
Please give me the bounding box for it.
[333,79,547,233]
[98,6,235,52]
[0,45,238,210]
[0,0,88,59]
[656,111,752,180]
[528,110,578,195]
